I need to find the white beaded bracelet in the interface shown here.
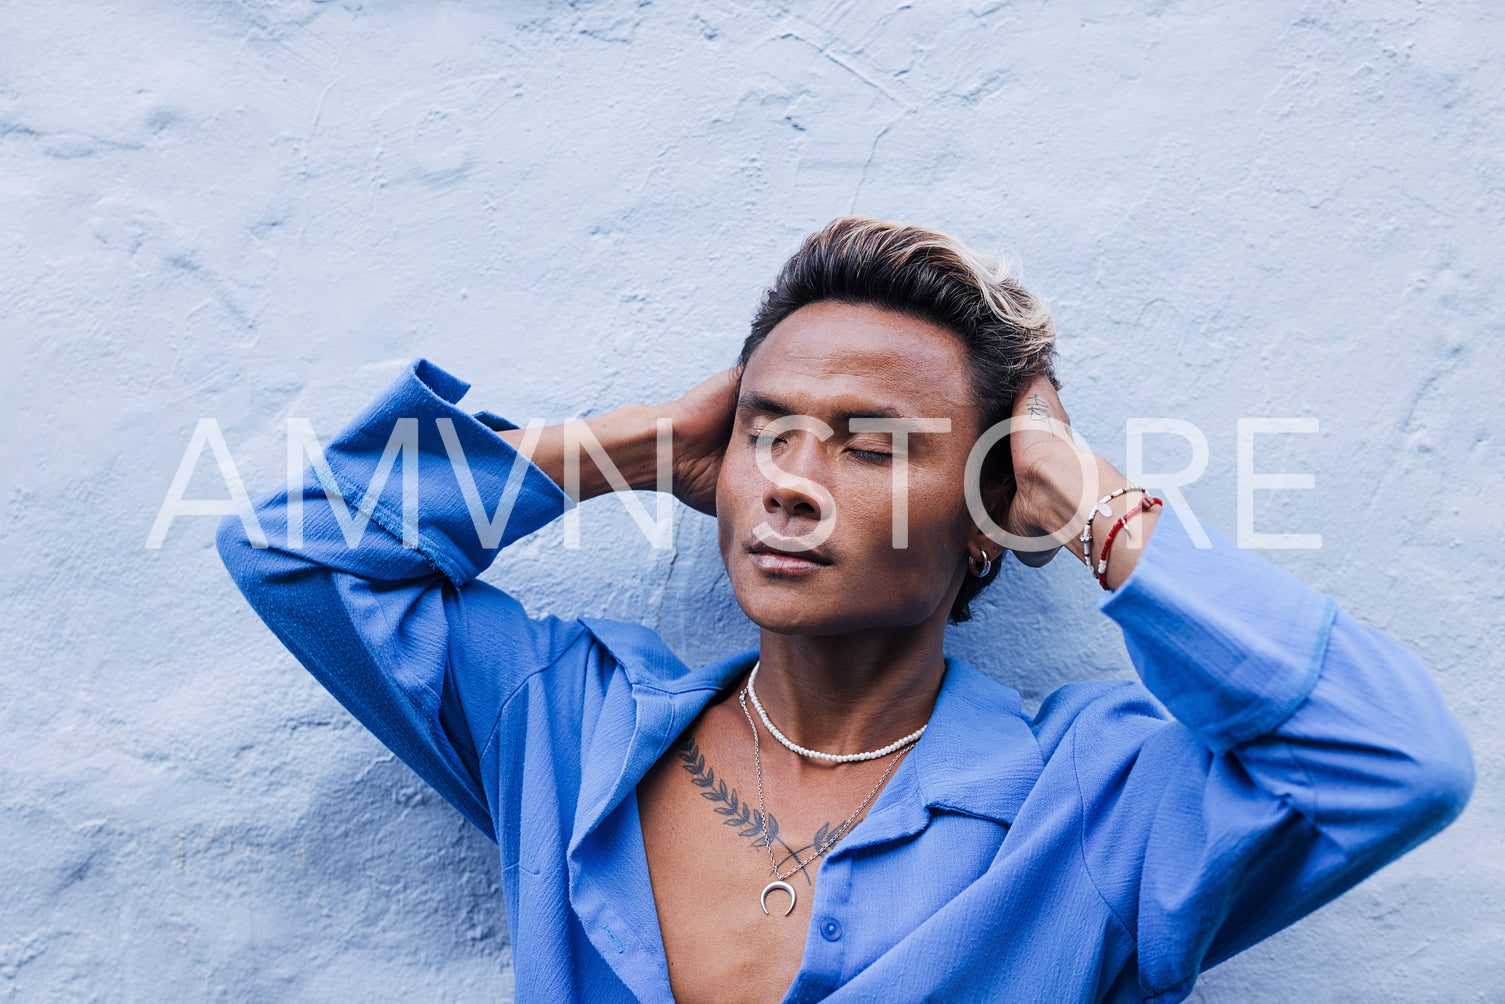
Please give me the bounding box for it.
[1079,485,1147,575]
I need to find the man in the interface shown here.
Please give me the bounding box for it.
[220,217,1472,1002]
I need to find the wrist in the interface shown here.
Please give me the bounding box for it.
[583,402,667,495]
[1078,481,1143,567]
[1092,497,1160,591]
[1020,454,1160,588]
[496,403,668,501]
[1026,454,1130,563]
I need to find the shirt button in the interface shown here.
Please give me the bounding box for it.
[820,917,842,941]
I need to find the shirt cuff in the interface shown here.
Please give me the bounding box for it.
[321,358,570,584]
[1099,505,1337,753]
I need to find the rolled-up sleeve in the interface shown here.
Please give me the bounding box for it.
[217,359,582,841]
[1095,508,1474,999]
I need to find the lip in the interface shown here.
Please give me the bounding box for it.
[746,539,833,576]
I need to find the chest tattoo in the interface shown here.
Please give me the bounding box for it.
[672,734,836,887]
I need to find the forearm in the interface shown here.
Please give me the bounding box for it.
[497,403,669,502]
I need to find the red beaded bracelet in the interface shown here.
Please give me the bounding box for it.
[1095,496,1163,590]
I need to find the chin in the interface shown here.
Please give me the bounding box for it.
[732,580,929,638]
[735,589,834,635]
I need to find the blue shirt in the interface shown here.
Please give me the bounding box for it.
[218,360,1473,1003]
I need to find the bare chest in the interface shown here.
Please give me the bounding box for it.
[637,725,878,1004]
[636,735,819,1003]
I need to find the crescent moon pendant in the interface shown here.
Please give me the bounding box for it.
[760,880,796,916]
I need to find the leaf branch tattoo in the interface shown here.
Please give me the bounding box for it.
[674,735,829,886]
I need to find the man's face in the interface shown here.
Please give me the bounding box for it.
[716,300,988,636]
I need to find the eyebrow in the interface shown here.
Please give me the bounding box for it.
[737,392,905,425]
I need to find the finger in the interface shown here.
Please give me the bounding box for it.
[696,368,740,404]
[1010,545,1060,568]
[1001,508,1064,567]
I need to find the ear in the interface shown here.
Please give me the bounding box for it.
[970,470,1015,557]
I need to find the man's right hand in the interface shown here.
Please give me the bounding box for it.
[661,368,738,515]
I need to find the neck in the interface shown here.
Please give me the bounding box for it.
[751,619,948,759]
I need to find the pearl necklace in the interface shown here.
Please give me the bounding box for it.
[744,661,928,764]
[739,685,914,916]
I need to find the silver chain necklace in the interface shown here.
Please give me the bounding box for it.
[746,661,927,763]
[738,684,915,917]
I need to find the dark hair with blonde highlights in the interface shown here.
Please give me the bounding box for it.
[739,216,1059,623]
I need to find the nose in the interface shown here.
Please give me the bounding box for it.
[755,422,836,529]
[762,437,832,523]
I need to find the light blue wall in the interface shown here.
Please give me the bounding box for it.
[2,1,1500,999]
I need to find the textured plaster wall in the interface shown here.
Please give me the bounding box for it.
[2,1,1501,1000]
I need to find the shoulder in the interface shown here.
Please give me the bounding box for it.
[492,614,746,744]
[1030,678,1175,764]
[577,616,750,695]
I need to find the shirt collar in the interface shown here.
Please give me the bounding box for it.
[568,619,746,859]
[812,657,1043,860]
[565,628,1045,1002]
[576,622,1043,841]
[911,657,1044,823]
